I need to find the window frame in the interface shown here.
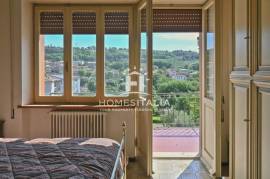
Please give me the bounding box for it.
[34,5,134,103]
[102,6,134,99]
[203,4,215,101]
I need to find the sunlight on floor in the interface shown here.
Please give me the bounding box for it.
[127,159,212,179]
[153,159,212,179]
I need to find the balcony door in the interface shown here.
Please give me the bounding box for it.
[135,0,153,176]
[201,0,222,177]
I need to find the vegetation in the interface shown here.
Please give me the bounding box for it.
[151,49,200,127]
[45,45,200,126]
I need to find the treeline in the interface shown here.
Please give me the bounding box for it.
[45,46,199,62]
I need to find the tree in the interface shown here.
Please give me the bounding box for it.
[157,80,191,93]
[189,62,199,71]
[175,97,190,114]
[79,69,86,77]
[154,61,172,69]
[153,72,168,90]
[87,80,96,92]
[80,77,88,87]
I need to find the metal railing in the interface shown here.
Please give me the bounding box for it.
[152,93,200,127]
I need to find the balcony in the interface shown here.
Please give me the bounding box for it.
[153,93,200,157]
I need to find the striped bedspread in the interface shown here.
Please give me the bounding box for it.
[0,138,123,179]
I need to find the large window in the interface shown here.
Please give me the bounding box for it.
[38,11,64,96]
[35,7,132,102]
[104,12,129,97]
[72,12,97,97]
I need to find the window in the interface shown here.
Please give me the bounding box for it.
[140,8,148,96]
[38,11,64,96]
[205,6,215,99]
[35,7,132,102]
[72,12,97,96]
[104,12,129,97]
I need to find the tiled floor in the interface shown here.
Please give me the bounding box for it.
[127,159,212,179]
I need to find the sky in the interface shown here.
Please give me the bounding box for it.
[44,32,200,52]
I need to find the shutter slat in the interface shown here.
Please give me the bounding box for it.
[141,9,202,33]
[105,12,129,34]
[153,9,202,33]
[40,12,64,34]
[40,9,202,35]
[73,12,96,34]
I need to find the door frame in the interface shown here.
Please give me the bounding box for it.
[201,0,222,177]
[151,5,203,160]
[135,0,153,176]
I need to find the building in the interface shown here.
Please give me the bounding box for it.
[45,75,64,96]
[167,70,190,80]
[45,75,80,95]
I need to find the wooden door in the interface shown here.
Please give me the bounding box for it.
[201,0,222,176]
[135,0,153,176]
[255,0,270,178]
[230,0,251,178]
[231,85,250,179]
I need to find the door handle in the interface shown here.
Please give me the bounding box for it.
[244,36,250,40]
[243,118,250,122]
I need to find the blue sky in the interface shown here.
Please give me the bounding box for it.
[207,33,215,49]
[44,32,200,52]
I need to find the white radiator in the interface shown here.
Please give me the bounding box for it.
[50,111,106,138]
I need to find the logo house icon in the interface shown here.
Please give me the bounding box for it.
[125,66,149,96]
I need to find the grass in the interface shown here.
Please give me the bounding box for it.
[153,115,162,123]
[152,111,200,127]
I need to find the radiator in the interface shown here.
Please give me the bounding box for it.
[50,111,106,138]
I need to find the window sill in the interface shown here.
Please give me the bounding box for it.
[17,104,136,110]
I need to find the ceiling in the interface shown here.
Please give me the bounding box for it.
[29,0,207,5]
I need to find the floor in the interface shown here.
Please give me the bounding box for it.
[127,159,212,179]
[153,127,199,153]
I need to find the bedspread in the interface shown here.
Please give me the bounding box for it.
[0,138,123,179]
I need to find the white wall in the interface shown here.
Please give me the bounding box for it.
[0,0,137,158]
[0,0,31,138]
[0,0,25,138]
[21,0,34,104]
[21,108,136,157]
[0,0,12,133]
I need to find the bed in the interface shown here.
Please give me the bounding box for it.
[0,133,126,179]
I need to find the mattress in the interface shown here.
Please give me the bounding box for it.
[0,138,123,179]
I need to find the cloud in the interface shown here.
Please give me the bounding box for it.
[154,32,199,41]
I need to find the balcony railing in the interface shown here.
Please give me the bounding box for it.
[153,92,200,127]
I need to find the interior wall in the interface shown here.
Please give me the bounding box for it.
[21,108,136,158]
[0,0,26,138]
[0,0,34,138]
[21,0,34,105]
[0,0,137,160]
[0,0,12,132]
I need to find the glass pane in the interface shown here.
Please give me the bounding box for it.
[104,12,129,97]
[72,12,96,96]
[205,6,215,99]
[140,8,148,97]
[261,0,270,66]
[39,11,64,96]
